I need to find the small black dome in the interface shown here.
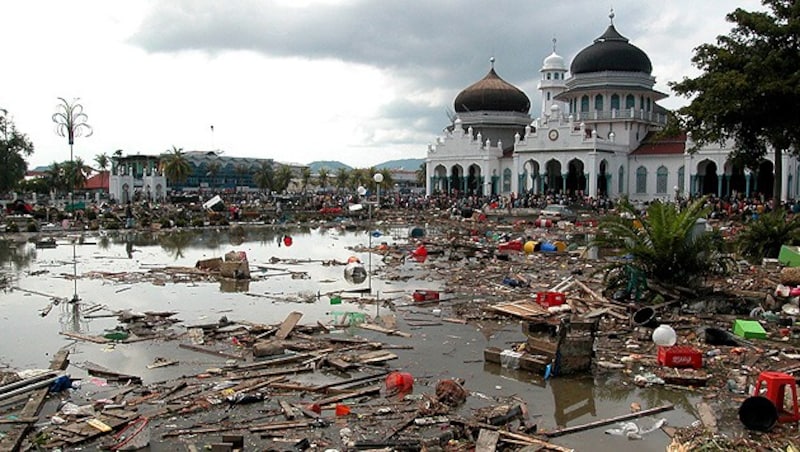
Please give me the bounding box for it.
[454,68,530,114]
[570,24,652,75]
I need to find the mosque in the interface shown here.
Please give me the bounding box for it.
[424,12,798,202]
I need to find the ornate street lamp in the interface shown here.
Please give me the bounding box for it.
[52,97,92,303]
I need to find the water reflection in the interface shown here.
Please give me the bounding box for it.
[549,376,597,427]
[219,278,250,293]
[0,239,37,271]
[59,301,88,333]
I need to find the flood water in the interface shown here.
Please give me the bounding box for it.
[0,225,699,451]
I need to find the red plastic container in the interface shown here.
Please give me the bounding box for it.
[657,346,703,369]
[385,371,414,395]
[536,291,566,307]
[413,290,440,302]
[498,239,524,252]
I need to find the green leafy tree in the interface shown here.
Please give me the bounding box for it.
[64,157,91,191]
[669,1,800,200]
[317,168,330,191]
[593,198,732,289]
[737,209,800,263]
[0,110,34,194]
[335,167,349,192]
[161,146,192,185]
[273,164,294,193]
[253,161,274,194]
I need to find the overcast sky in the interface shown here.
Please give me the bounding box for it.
[2,0,763,170]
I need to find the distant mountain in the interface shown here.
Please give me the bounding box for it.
[375,158,424,171]
[308,158,424,172]
[308,161,352,173]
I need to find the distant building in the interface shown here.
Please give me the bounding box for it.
[425,12,796,201]
[109,150,308,201]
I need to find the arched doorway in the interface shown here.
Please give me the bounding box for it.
[523,159,540,194]
[467,164,482,195]
[697,160,719,196]
[544,160,563,194]
[597,159,609,197]
[433,165,447,193]
[122,183,130,204]
[450,165,464,195]
[566,158,586,196]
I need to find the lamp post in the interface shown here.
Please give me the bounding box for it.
[53,98,92,304]
[374,172,384,209]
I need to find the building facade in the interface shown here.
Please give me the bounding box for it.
[425,14,797,202]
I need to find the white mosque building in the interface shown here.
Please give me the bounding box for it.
[425,13,798,202]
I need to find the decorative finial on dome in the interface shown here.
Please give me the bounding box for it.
[552,37,557,53]
[609,7,615,24]
[489,56,495,69]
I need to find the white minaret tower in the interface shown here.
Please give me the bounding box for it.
[538,38,568,119]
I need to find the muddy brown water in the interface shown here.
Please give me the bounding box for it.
[0,226,700,451]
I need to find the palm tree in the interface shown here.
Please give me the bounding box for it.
[300,167,312,193]
[234,163,250,187]
[317,168,330,191]
[253,161,274,194]
[349,168,368,190]
[416,162,426,186]
[593,197,732,289]
[273,165,294,193]
[94,153,110,172]
[206,160,221,188]
[737,209,800,264]
[65,157,91,190]
[160,146,192,185]
[376,168,394,191]
[335,167,349,192]
[45,162,66,194]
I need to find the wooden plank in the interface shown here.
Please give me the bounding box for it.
[178,343,244,361]
[357,323,412,338]
[476,429,499,452]
[59,331,109,344]
[313,385,382,406]
[274,311,303,340]
[542,403,675,437]
[279,400,298,420]
[0,350,69,451]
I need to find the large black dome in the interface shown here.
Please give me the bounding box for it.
[454,67,530,114]
[570,24,652,75]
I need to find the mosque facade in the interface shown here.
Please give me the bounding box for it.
[425,14,799,202]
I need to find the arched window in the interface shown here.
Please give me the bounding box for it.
[618,165,625,193]
[546,92,551,101]
[640,96,644,109]
[502,168,512,193]
[547,73,552,80]
[594,95,603,111]
[625,94,635,109]
[554,73,559,80]
[646,98,651,111]
[656,166,668,193]
[611,94,620,111]
[636,166,647,193]
[678,166,685,192]
[580,95,589,112]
